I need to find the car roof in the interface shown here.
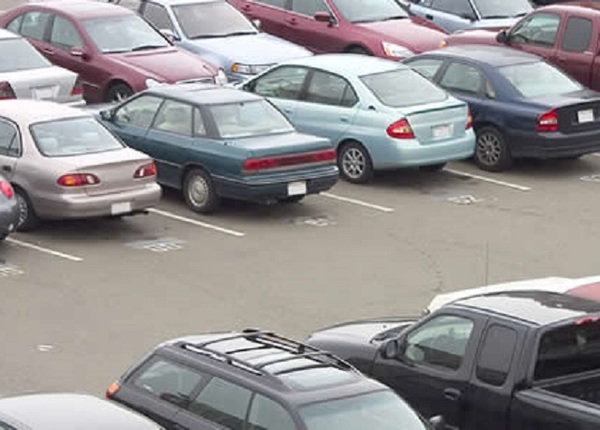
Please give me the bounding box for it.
[424,45,542,68]
[280,53,405,76]
[0,100,89,124]
[26,1,133,19]
[0,29,20,40]
[145,83,263,105]
[451,290,600,325]
[0,393,159,429]
[544,2,600,16]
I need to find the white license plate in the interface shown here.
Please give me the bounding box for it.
[111,202,132,215]
[432,124,452,139]
[578,109,594,123]
[287,181,307,196]
[32,86,56,100]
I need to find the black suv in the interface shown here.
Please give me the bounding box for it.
[106,329,443,430]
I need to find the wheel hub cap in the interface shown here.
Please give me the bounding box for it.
[477,133,501,166]
[342,148,365,179]
[188,176,208,207]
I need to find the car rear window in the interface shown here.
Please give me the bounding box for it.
[360,68,448,108]
[209,99,294,138]
[30,117,124,157]
[499,61,582,98]
[0,37,51,72]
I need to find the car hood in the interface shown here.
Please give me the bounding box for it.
[188,33,312,65]
[358,19,446,53]
[109,47,217,82]
[446,28,501,46]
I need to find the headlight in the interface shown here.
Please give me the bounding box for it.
[145,78,164,88]
[382,42,414,59]
[231,63,272,75]
[214,69,228,86]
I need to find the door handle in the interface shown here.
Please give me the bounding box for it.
[443,388,461,401]
[42,47,54,55]
[242,4,251,11]
[425,14,434,20]
[282,107,293,114]
[340,116,349,122]
[286,18,298,25]
[1,165,11,173]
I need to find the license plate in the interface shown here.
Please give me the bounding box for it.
[111,202,132,215]
[432,124,452,139]
[578,109,594,123]
[32,86,56,100]
[287,181,307,196]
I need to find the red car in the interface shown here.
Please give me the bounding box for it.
[0,1,225,103]
[227,0,447,60]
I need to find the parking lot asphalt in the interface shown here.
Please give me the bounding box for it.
[2,155,600,397]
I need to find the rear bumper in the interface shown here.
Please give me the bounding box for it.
[0,200,19,237]
[509,130,600,158]
[32,184,162,219]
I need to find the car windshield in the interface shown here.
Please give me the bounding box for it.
[474,0,532,19]
[83,15,170,54]
[172,1,257,39]
[31,117,124,157]
[299,390,429,430]
[0,37,51,72]
[210,99,294,138]
[361,68,447,108]
[332,0,408,23]
[499,61,583,98]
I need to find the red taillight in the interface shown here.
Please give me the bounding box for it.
[574,316,600,325]
[71,77,83,96]
[57,173,100,187]
[537,109,558,132]
[0,181,14,199]
[466,107,472,130]
[243,149,336,173]
[134,162,157,178]
[0,81,16,100]
[106,381,120,398]
[387,118,415,139]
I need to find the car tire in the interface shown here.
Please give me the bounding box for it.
[0,233,6,241]
[105,83,133,103]
[419,162,447,172]
[183,168,220,213]
[278,195,305,204]
[474,127,512,172]
[338,142,373,184]
[15,189,39,232]
[346,46,371,56]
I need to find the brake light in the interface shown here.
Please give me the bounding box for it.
[537,109,558,132]
[0,81,16,100]
[387,118,415,139]
[243,149,336,173]
[71,77,83,96]
[574,316,600,325]
[106,381,120,398]
[57,173,100,187]
[134,162,157,178]
[0,181,13,199]
[466,107,472,130]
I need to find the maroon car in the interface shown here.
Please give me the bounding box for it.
[0,1,225,103]
[227,0,447,60]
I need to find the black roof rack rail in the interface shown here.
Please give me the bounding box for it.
[182,344,264,376]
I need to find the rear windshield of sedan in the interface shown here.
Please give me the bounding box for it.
[173,2,257,39]
[361,68,448,108]
[209,100,294,138]
[333,0,408,23]
[31,117,124,157]
[0,37,51,72]
[499,61,583,98]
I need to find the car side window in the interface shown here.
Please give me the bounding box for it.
[509,13,560,47]
[114,0,142,11]
[132,359,206,408]
[305,70,357,107]
[431,0,475,19]
[152,100,194,136]
[19,11,52,41]
[248,394,297,430]
[253,0,289,9]
[142,2,175,32]
[291,0,328,16]
[49,15,83,50]
[0,119,21,157]
[193,108,207,136]
[406,58,444,80]
[439,62,483,95]
[0,421,16,430]
[6,15,23,33]
[189,377,253,430]
[249,66,309,100]
[403,315,474,371]
[561,16,592,53]
[114,95,163,128]
[476,325,517,387]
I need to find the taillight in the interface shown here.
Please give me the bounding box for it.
[106,381,120,398]
[243,149,336,173]
[537,109,558,133]
[134,162,157,178]
[0,181,14,199]
[71,77,83,96]
[466,107,472,130]
[57,173,100,187]
[0,81,16,100]
[387,118,415,139]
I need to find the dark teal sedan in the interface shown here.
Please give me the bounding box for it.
[98,84,339,213]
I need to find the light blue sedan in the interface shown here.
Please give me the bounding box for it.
[240,54,475,183]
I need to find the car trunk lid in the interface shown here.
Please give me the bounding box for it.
[402,102,469,144]
[1,66,78,102]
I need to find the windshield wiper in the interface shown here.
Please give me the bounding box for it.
[482,15,512,19]
[192,31,256,39]
[131,44,166,52]
[381,15,408,21]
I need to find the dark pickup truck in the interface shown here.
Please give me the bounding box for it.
[307,291,600,430]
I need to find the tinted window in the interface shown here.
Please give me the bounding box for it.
[562,17,592,53]
[499,61,582,98]
[152,100,194,136]
[472,0,531,19]
[439,62,482,95]
[332,0,408,23]
[305,71,357,107]
[510,13,560,47]
[173,2,256,39]
[248,395,296,430]
[114,95,163,128]
[476,325,517,386]
[133,359,205,407]
[6,15,23,33]
[190,377,252,430]
[291,0,328,16]
[405,58,444,79]
[114,0,142,10]
[209,100,294,138]
[0,37,51,72]
[143,2,175,32]
[431,0,475,18]
[50,16,83,50]
[0,119,20,157]
[250,66,309,100]
[254,0,288,8]
[403,315,474,371]
[361,68,447,108]
[20,11,52,41]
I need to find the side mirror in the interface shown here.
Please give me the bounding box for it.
[314,11,333,24]
[99,109,114,121]
[252,19,261,30]
[160,28,179,42]
[70,46,89,60]
[496,29,509,44]
[429,415,446,430]
[380,339,401,359]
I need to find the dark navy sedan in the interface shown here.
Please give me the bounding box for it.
[404,45,600,171]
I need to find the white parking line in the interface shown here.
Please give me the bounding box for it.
[320,192,395,213]
[592,153,600,158]
[148,208,245,237]
[443,168,532,192]
[6,237,83,262]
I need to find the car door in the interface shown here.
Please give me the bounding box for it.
[232,0,292,39]
[504,11,562,60]
[284,0,341,53]
[555,14,594,88]
[108,93,163,150]
[0,118,20,182]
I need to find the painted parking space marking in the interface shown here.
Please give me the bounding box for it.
[5,237,83,262]
[447,195,483,205]
[580,174,600,183]
[320,192,395,213]
[592,153,600,158]
[292,215,336,227]
[127,237,186,253]
[148,208,245,237]
[443,168,532,192]
[0,263,24,277]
